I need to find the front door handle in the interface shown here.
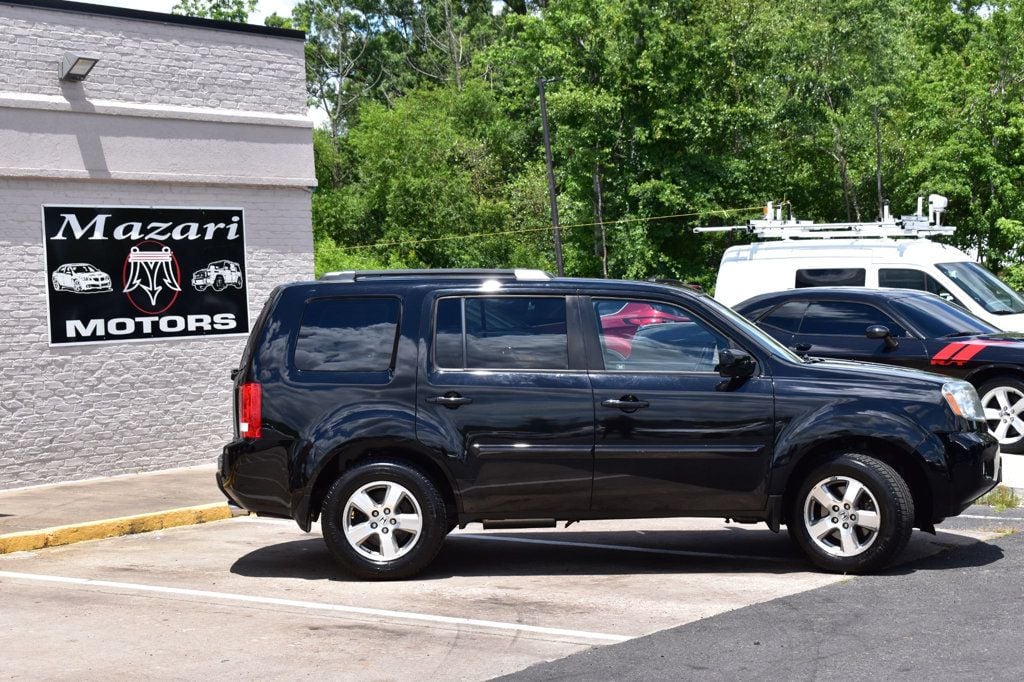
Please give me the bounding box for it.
[794,343,812,352]
[427,393,473,408]
[601,396,650,411]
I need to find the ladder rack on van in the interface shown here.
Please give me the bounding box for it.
[693,194,955,240]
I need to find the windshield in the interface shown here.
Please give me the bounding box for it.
[936,261,1024,315]
[701,295,805,363]
[71,265,97,273]
[890,296,998,338]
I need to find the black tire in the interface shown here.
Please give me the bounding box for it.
[789,453,914,574]
[213,276,226,292]
[321,459,448,580]
[977,377,1024,454]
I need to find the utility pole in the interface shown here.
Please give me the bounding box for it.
[538,76,564,276]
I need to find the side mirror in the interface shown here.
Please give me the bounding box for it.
[866,325,899,350]
[716,349,755,379]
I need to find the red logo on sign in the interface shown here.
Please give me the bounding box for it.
[122,241,182,315]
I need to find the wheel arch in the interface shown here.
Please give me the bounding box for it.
[781,436,936,532]
[965,365,1024,391]
[302,440,458,531]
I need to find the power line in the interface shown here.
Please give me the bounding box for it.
[327,204,772,252]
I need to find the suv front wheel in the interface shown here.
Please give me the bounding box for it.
[790,453,914,573]
[321,459,448,580]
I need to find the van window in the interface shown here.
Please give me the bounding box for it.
[795,269,866,288]
[799,302,906,337]
[434,296,569,371]
[295,298,400,372]
[878,268,960,304]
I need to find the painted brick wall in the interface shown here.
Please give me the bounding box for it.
[0,2,306,115]
[0,179,313,488]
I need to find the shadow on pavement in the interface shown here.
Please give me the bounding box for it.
[228,526,1004,581]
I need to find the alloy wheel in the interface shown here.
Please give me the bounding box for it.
[342,481,423,562]
[803,475,881,557]
[981,385,1024,447]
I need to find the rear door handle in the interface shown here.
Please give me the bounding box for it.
[427,393,473,408]
[601,396,650,411]
[794,343,812,352]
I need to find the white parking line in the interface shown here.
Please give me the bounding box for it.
[456,534,794,563]
[0,570,630,644]
[958,514,1024,521]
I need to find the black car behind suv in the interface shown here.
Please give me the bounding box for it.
[736,287,1024,453]
[219,270,998,579]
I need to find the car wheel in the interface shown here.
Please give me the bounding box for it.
[73,280,82,292]
[213,276,226,292]
[978,377,1024,454]
[321,459,448,580]
[52,277,61,291]
[789,453,913,573]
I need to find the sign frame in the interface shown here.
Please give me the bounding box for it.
[41,204,251,347]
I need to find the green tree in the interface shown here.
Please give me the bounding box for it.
[171,0,257,22]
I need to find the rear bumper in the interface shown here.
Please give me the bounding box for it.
[217,437,294,520]
[940,431,1000,519]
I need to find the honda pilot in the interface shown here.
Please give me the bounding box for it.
[218,269,999,579]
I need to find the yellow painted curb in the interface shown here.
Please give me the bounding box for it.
[0,503,234,554]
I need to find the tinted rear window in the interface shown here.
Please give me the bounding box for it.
[295,298,400,372]
[759,300,808,333]
[434,296,568,370]
[795,268,865,287]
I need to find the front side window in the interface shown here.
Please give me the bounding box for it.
[795,268,866,288]
[294,297,400,372]
[593,298,729,373]
[434,296,568,370]
[799,301,906,337]
[878,268,960,305]
[936,261,1024,315]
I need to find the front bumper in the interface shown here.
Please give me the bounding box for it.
[941,430,1000,518]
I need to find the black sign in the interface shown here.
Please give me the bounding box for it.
[42,206,250,346]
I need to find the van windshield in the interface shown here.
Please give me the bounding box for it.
[936,261,1024,315]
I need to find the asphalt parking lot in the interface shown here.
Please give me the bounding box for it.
[1,513,1016,680]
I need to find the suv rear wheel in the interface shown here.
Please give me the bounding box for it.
[790,453,914,573]
[321,459,448,580]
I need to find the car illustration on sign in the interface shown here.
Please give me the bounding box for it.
[51,263,112,293]
[193,260,243,292]
[735,287,1024,453]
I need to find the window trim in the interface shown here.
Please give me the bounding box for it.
[430,293,577,373]
[584,295,758,376]
[290,294,402,375]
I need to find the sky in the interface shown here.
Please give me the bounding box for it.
[67,0,302,25]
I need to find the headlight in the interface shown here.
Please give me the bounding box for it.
[942,381,985,421]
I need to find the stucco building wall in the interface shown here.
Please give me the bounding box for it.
[0,1,315,488]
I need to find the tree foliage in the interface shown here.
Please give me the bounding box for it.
[172,0,256,22]
[279,0,1024,284]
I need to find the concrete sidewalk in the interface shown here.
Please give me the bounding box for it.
[0,464,230,553]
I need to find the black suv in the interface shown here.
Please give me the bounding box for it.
[218,270,999,579]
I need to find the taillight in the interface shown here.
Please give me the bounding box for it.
[239,382,262,438]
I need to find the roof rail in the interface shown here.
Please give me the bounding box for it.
[693,194,955,240]
[320,268,553,282]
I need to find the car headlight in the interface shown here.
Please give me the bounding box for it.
[942,381,985,421]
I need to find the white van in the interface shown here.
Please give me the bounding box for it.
[706,199,1024,331]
